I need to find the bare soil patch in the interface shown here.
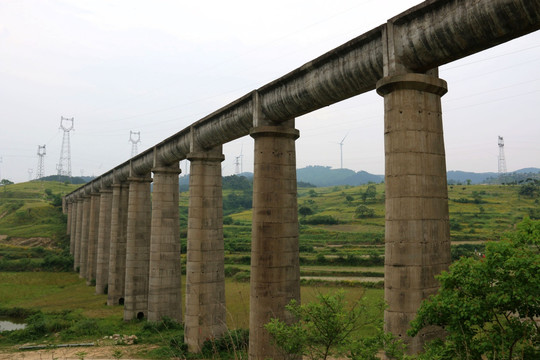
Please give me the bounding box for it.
[0,237,55,248]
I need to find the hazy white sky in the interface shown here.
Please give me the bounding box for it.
[1,0,539,183]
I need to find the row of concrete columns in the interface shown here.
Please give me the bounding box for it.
[64,70,450,358]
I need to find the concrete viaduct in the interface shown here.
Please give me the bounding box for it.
[62,0,540,358]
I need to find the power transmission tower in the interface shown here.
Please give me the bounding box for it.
[36,145,46,180]
[57,116,74,177]
[498,136,507,175]
[28,168,33,181]
[129,131,141,157]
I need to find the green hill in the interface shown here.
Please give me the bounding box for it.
[0,181,80,242]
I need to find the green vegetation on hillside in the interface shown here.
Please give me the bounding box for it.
[0,181,79,271]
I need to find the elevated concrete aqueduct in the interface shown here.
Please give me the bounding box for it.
[63,0,540,358]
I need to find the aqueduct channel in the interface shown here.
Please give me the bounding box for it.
[63,0,540,358]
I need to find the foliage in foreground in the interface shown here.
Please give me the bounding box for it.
[265,290,404,360]
[409,218,540,359]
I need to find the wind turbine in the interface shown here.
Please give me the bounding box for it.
[234,144,243,175]
[338,133,348,169]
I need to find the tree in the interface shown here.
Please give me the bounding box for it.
[265,290,404,360]
[298,205,314,218]
[355,205,375,218]
[408,218,540,359]
[0,179,14,186]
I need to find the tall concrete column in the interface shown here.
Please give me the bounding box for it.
[124,173,152,321]
[66,201,72,236]
[108,182,129,306]
[249,116,301,360]
[147,163,182,323]
[376,71,451,353]
[74,198,84,272]
[86,192,101,285]
[79,195,91,279]
[96,188,113,295]
[69,201,77,256]
[184,147,226,352]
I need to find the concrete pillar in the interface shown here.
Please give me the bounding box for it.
[79,195,91,279]
[184,147,226,352]
[376,71,451,353]
[249,115,301,360]
[108,182,129,306]
[69,200,77,256]
[86,192,100,285]
[96,188,113,295]
[147,163,183,323]
[124,174,152,321]
[66,201,72,236]
[74,198,84,272]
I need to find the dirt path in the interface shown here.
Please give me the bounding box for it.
[0,343,159,360]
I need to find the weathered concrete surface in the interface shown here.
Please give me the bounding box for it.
[107,182,129,306]
[73,198,84,272]
[95,189,113,295]
[249,119,301,360]
[79,196,91,279]
[86,193,100,285]
[66,202,72,236]
[377,71,451,354]
[69,201,77,256]
[184,148,226,352]
[124,174,152,321]
[147,164,183,323]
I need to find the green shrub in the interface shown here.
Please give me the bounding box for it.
[201,329,249,357]
[355,205,375,218]
[301,215,339,225]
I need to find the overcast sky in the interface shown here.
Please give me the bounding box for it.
[1,0,539,184]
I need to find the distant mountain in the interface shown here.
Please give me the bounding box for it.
[446,171,498,184]
[177,166,539,190]
[448,168,540,184]
[297,166,383,187]
[36,175,92,184]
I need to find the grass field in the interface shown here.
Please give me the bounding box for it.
[0,272,382,329]
[0,179,537,358]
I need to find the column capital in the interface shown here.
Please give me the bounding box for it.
[127,175,152,183]
[376,73,447,97]
[152,165,182,175]
[249,125,299,140]
[186,151,225,163]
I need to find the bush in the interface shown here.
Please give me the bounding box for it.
[201,329,249,357]
[265,290,402,360]
[355,205,375,218]
[409,218,540,359]
[301,215,339,225]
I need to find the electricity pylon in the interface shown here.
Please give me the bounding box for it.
[57,117,74,177]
